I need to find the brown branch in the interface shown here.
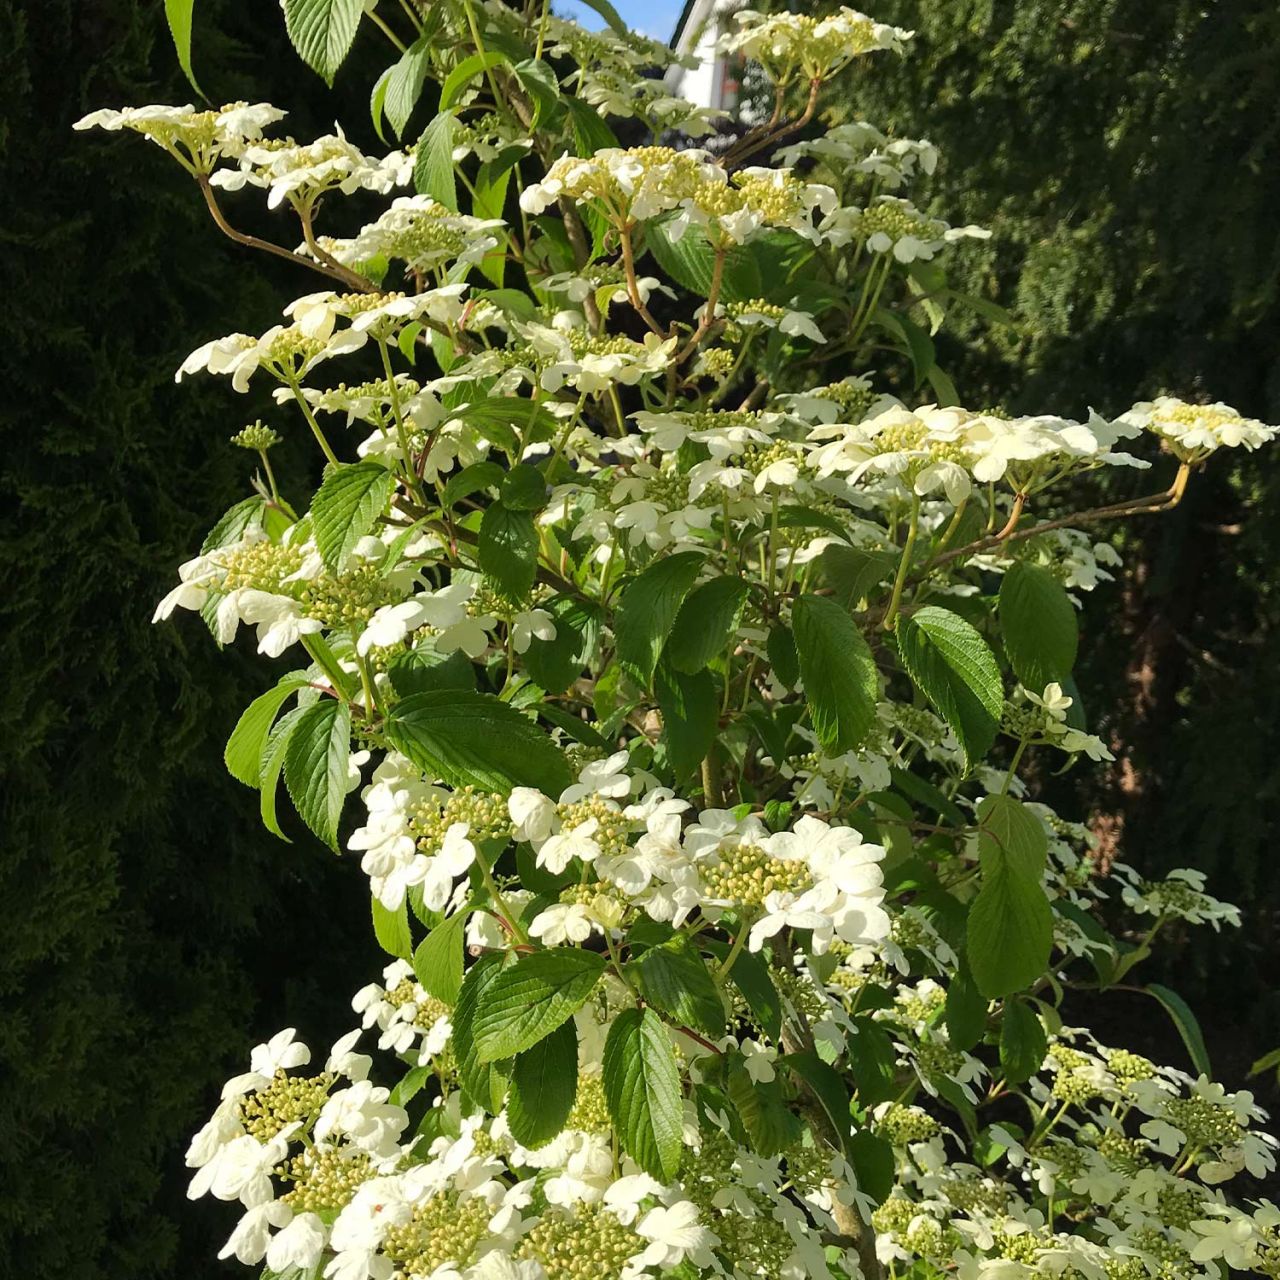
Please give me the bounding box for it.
[196,177,357,290]
[724,78,822,169]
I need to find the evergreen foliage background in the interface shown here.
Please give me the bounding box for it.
[1,0,1276,1274]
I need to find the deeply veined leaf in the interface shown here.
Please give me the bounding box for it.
[224,675,308,787]
[967,795,1052,998]
[312,462,393,573]
[282,699,350,850]
[627,937,726,1037]
[202,496,267,553]
[385,689,569,796]
[478,500,538,602]
[944,965,989,1052]
[164,0,203,95]
[999,562,1079,692]
[614,551,705,689]
[454,955,513,1113]
[385,34,433,137]
[766,623,799,690]
[817,544,898,609]
[259,706,306,841]
[471,949,606,1062]
[1146,983,1213,1076]
[999,999,1048,1083]
[412,910,469,1006]
[849,1129,896,1204]
[522,596,601,694]
[513,59,560,127]
[570,0,629,37]
[896,605,1004,767]
[414,111,457,210]
[500,464,549,512]
[283,0,364,84]
[372,896,413,960]
[602,1008,683,1180]
[646,218,762,302]
[666,576,750,674]
[654,665,719,783]
[440,51,510,109]
[791,594,878,752]
[726,1062,802,1158]
[387,647,476,698]
[507,1019,579,1148]
[449,397,560,452]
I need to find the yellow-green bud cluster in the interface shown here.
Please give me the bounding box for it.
[384,976,450,1030]
[1160,1094,1245,1149]
[280,1146,371,1213]
[383,1191,491,1277]
[913,1037,967,1082]
[263,327,329,376]
[696,347,736,377]
[1106,1049,1156,1083]
[238,1069,334,1141]
[410,787,513,854]
[1131,876,1213,917]
[641,467,691,510]
[221,540,305,594]
[1096,1131,1151,1175]
[564,1072,609,1134]
[231,421,282,451]
[811,380,877,422]
[699,842,812,908]
[738,440,803,477]
[993,1229,1045,1265]
[299,563,398,628]
[944,1177,1010,1215]
[556,797,633,861]
[515,1204,644,1280]
[889,911,933,954]
[1048,1045,1107,1105]
[562,744,607,777]
[872,1196,918,1238]
[1157,1181,1209,1231]
[772,965,827,1022]
[895,983,945,1025]
[855,200,935,247]
[877,1104,940,1145]
[1126,1227,1193,1278]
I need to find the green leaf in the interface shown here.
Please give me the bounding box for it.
[565,96,620,154]
[312,462,393,573]
[442,459,505,509]
[259,706,305,841]
[1145,983,1212,1077]
[646,218,762,302]
[666,577,750,674]
[766,623,799,690]
[944,966,989,1052]
[603,1008,683,1180]
[479,501,538,602]
[717,943,781,1040]
[785,1051,854,1157]
[164,0,203,95]
[225,676,308,787]
[454,955,512,1113]
[472,949,606,1061]
[999,999,1047,1084]
[386,690,568,795]
[967,795,1052,999]
[450,397,560,452]
[791,594,878,753]
[569,0,629,37]
[849,1129,896,1204]
[522,597,600,694]
[896,605,1004,767]
[847,1016,898,1105]
[513,59,561,127]
[372,897,413,960]
[817,544,898,609]
[370,66,393,145]
[654,665,719,783]
[999,562,1079,692]
[202,496,266,553]
[414,111,457,210]
[385,35,433,137]
[440,50,510,109]
[508,1019,579,1149]
[388,647,476,698]
[627,938,726,1037]
[501,464,549,512]
[282,699,350,850]
[413,911,468,1006]
[283,0,364,83]
[727,1062,802,1158]
[614,552,705,689]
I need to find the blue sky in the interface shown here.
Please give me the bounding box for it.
[556,0,686,43]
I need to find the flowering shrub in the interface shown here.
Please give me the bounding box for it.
[79,3,1280,1278]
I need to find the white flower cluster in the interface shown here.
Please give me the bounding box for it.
[1119,396,1277,462]
[719,7,915,81]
